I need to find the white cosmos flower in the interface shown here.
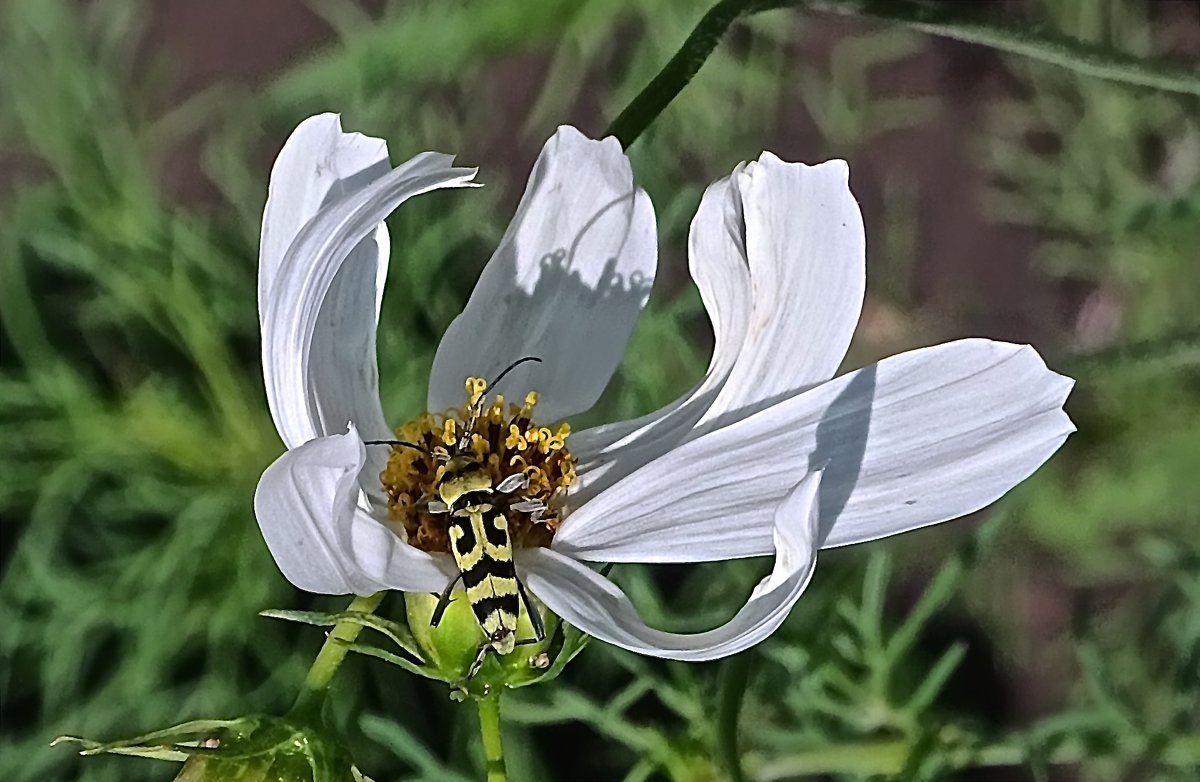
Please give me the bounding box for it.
[254,114,1074,662]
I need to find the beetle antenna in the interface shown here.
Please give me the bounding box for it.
[488,356,542,392]
[459,356,542,450]
[363,439,433,456]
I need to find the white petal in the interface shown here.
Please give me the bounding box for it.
[700,155,866,426]
[520,472,821,661]
[259,116,392,473]
[254,427,455,595]
[427,126,657,422]
[259,113,390,322]
[569,171,753,501]
[261,141,478,449]
[572,156,865,500]
[553,339,1073,563]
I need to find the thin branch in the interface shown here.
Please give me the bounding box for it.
[606,0,1200,149]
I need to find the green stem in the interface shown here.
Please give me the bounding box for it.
[715,652,753,782]
[754,739,909,778]
[477,693,507,782]
[752,734,1200,779]
[605,0,1200,149]
[292,592,385,714]
[808,0,1200,96]
[604,0,748,149]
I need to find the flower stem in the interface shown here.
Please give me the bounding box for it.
[605,0,1200,149]
[291,592,385,715]
[715,652,753,782]
[605,0,747,149]
[477,693,507,782]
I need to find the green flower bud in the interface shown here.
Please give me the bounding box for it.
[405,590,556,695]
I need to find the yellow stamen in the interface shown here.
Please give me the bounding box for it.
[379,377,576,554]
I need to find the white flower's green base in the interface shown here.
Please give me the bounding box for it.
[260,593,588,697]
[405,590,557,697]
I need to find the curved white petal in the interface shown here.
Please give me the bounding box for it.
[520,472,820,661]
[254,426,456,595]
[261,142,477,450]
[570,171,753,500]
[700,154,866,427]
[571,155,865,499]
[553,339,1073,563]
[428,126,656,422]
[259,113,390,321]
[260,115,393,460]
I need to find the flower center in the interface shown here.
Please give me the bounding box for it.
[379,377,576,554]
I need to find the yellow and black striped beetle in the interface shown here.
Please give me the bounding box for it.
[368,357,547,678]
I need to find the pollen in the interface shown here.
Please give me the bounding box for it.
[379,377,576,554]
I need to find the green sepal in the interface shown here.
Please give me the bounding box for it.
[262,592,591,698]
[259,608,424,662]
[525,620,591,685]
[53,714,371,781]
[512,568,607,686]
[335,640,436,681]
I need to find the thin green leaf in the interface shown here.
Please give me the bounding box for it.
[259,609,424,662]
[907,642,968,714]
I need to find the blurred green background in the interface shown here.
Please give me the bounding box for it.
[1,0,1198,780]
